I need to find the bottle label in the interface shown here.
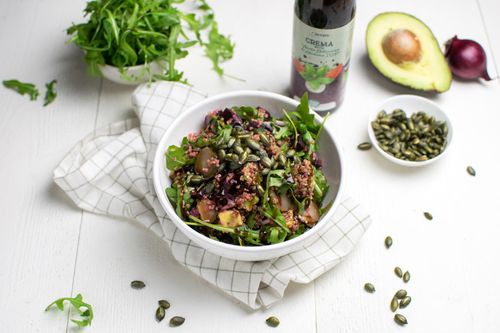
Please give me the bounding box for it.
[291,15,355,111]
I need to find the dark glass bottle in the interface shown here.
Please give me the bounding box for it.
[291,0,356,112]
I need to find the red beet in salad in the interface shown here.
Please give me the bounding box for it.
[165,95,331,246]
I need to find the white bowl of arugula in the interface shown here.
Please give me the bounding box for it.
[67,0,234,85]
[153,92,345,261]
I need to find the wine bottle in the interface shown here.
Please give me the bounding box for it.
[291,0,356,112]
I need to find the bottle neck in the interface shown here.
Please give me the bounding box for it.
[296,0,356,29]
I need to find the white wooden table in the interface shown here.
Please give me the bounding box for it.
[1,0,499,332]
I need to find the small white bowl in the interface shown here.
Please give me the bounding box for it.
[153,91,345,261]
[100,61,166,85]
[367,95,453,167]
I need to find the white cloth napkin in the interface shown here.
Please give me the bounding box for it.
[53,82,371,309]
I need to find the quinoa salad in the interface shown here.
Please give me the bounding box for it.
[165,95,332,246]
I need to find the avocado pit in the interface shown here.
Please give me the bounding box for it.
[382,29,421,64]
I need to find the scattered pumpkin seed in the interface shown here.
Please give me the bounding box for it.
[364,283,376,293]
[169,316,185,327]
[394,313,408,326]
[403,271,410,283]
[424,212,433,220]
[399,296,412,308]
[156,306,165,322]
[158,300,170,310]
[395,289,407,299]
[384,236,393,249]
[467,166,476,176]
[394,267,403,278]
[390,296,399,312]
[357,142,372,151]
[266,316,280,327]
[130,280,145,289]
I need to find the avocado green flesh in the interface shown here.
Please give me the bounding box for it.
[366,12,452,92]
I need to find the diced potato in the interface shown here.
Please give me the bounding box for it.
[218,210,243,228]
[197,199,216,223]
[302,201,320,226]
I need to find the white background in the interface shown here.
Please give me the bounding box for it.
[1,0,500,332]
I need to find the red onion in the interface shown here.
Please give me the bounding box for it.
[444,36,492,81]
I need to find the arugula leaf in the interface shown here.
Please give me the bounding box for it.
[275,125,292,139]
[313,167,329,204]
[267,226,287,244]
[295,93,317,132]
[166,187,178,205]
[165,144,193,171]
[261,204,291,234]
[43,80,57,106]
[45,294,94,327]
[3,79,39,101]
[204,22,235,76]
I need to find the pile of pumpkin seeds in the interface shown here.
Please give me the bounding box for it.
[371,109,448,161]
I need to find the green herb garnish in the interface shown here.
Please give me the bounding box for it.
[67,0,234,82]
[3,79,39,101]
[45,294,94,327]
[43,80,57,106]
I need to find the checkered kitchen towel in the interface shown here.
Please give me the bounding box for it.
[54,82,371,309]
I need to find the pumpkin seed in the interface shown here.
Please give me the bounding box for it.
[364,283,375,293]
[390,296,399,312]
[246,154,260,162]
[246,139,261,151]
[169,316,185,327]
[217,149,226,159]
[467,166,476,176]
[156,306,165,322]
[239,151,249,163]
[227,137,236,148]
[158,300,170,309]
[424,212,433,220]
[384,236,393,249]
[234,146,244,155]
[400,296,411,308]
[189,175,204,185]
[262,168,270,175]
[130,280,145,289]
[395,289,407,299]
[259,132,270,146]
[286,149,296,158]
[266,316,280,327]
[403,271,410,283]
[394,267,403,278]
[261,156,273,168]
[357,142,372,151]
[394,313,408,326]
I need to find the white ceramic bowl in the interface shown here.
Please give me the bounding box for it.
[100,61,166,85]
[367,95,453,167]
[153,91,345,261]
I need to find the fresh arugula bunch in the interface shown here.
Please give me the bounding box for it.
[45,294,94,327]
[299,64,334,90]
[67,0,234,82]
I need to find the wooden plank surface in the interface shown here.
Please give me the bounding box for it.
[1,0,499,332]
[0,0,100,332]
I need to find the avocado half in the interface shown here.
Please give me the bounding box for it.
[366,12,452,92]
